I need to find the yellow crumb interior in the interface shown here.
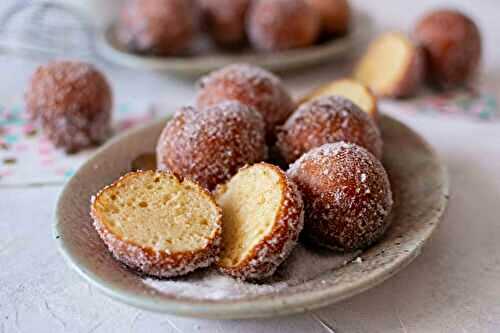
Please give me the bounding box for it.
[354,32,413,95]
[215,165,283,268]
[94,172,220,252]
[308,79,376,115]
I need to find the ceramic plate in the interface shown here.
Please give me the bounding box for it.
[96,11,371,75]
[55,114,448,319]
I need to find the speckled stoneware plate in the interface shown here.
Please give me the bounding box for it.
[54,114,448,319]
[96,11,371,75]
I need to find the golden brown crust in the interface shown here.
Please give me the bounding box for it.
[117,0,195,56]
[305,0,350,37]
[25,60,112,153]
[388,44,426,98]
[156,101,268,190]
[90,170,222,278]
[353,32,425,98]
[277,95,383,164]
[287,142,393,251]
[414,9,481,88]
[247,0,321,51]
[196,63,294,140]
[198,0,250,47]
[215,163,304,280]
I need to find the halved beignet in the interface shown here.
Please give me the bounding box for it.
[214,163,304,280]
[298,78,378,119]
[354,32,424,98]
[90,170,222,278]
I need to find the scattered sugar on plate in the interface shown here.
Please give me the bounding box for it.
[143,244,360,300]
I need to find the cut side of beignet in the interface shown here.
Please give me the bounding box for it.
[91,170,222,278]
[215,163,304,280]
[354,32,424,98]
[299,78,378,119]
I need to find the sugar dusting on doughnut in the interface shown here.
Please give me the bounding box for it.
[277,95,383,164]
[25,60,112,153]
[196,63,294,139]
[247,0,320,51]
[156,101,268,190]
[288,142,393,251]
[117,0,195,55]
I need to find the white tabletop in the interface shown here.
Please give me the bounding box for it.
[1,1,500,332]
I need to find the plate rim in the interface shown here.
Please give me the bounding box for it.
[95,10,372,74]
[54,115,449,319]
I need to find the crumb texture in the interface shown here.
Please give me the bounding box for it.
[215,163,304,280]
[354,32,418,97]
[91,170,222,278]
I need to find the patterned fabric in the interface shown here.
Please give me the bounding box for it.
[0,102,158,185]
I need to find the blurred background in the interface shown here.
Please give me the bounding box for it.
[1,1,500,332]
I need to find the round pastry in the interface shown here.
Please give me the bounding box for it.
[196,64,294,139]
[25,60,112,153]
[117,0,195,56]
[287,142,393,251]
[156,101,268,190]
[305,0,350,37]
[414,9,481,88]
[354,32,425,98]
[276,95,382,164]
[91,170,222,278]
[247,0,321,51]
[198,0,250,47]
[298,78,378,120]
[215,162,304,280]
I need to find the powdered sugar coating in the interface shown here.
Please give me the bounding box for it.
[287,142,393,251]
[25,60,112,153]
[277,95,383,163]
[414,9,481,88]
[198,0,250,47]
[117,0,195,55]
[90,170,222,278]
[247,0,320,51]
[156,101,268,190]
[196,64,294,139]
[216,163,305,280]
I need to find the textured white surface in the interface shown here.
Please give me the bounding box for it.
[1,0,500,332]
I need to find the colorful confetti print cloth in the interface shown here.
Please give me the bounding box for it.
[396,84,499,120]
[0,102,158,186]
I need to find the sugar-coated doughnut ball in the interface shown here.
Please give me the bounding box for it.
[196,64,294,140]
[305,0,351,36]
[117,0,195,56]
[25,60,112,153]
[198,0,250,47]
[287,142,393,251]
[247,0,321,51]
[414,9,481,88]
[276,95,382,164]
[214,162,304,280]
[156,101,268,190]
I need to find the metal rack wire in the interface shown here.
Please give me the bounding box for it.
[0,0,95,60]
